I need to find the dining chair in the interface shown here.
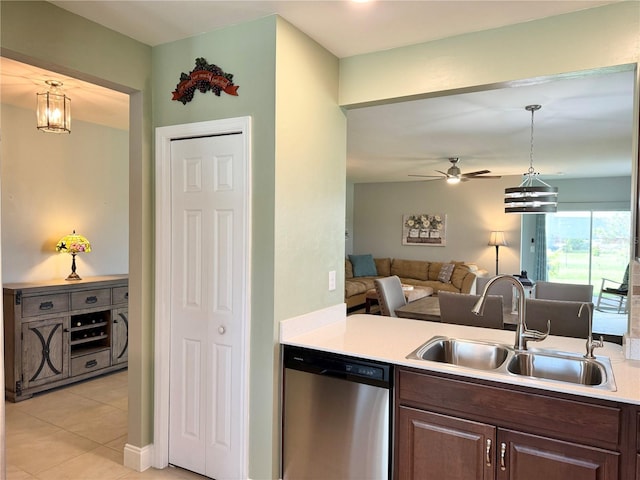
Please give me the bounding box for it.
[374,275,406,317]
[476,276,514,309]
[438,291,504,329]
[534,281,593,303]
[525,298,590,338]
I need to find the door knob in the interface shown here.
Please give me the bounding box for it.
[218,326,226,334]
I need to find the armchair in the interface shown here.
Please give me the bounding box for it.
[595,265,629,314]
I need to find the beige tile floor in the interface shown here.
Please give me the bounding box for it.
[6,371,206,480]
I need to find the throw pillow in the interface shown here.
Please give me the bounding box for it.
[438,263,455,283]
[349,254,378,277]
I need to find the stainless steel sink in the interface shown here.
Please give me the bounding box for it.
[506,350,616,390]
[406,336,617,391]
[406,336,511,370]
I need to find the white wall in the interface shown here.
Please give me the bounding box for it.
[0,103,129,283]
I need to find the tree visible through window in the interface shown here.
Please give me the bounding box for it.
[546,211,630,288]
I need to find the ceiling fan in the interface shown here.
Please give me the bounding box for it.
[409,157,502,184]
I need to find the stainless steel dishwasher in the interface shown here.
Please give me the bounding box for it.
[282,345,393,480]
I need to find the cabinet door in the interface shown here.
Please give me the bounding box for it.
[397,406,495,480]
[497,429,619,480]
[21,317,69,389]
[111,308,128,365]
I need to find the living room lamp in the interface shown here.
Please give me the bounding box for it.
[488,231,507,275]
[36,80,71,134]
[56,230,91,281]
[504,105,558,214]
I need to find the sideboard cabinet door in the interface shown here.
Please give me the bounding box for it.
[112,308,128,365]
[21,317,69,390]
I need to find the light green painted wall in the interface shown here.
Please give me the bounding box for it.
[353,176,523,276]
[0,104,129,283]
[274,17,345,320]
[1,0,153,449]
[354,176,632,280]
[152,17,279,478]
[339,2,640,106]
[152,16,343,477]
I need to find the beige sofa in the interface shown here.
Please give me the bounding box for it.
[345,257,478,310]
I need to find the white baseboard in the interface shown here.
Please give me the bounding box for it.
[124,443,153,472]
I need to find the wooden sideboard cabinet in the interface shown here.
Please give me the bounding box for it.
[3,275,128,402]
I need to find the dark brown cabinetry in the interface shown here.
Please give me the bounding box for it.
[636,413,640,479]
[4,275,128,401]
[396,367,630,480]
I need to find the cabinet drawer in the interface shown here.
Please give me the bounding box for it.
[71,349,110,376]
[112,286,128,305]
[71,288,111,310]
[22,293,70,318]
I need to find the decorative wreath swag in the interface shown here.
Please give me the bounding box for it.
[172,57,239,104]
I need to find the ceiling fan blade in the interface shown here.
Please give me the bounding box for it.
[408,174,443,178]
[461,170,491,177]
[464,175,503,180]
[435,170,450,176]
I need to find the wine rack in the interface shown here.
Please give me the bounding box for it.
[70,311,110,356]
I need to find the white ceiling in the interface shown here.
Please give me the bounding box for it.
[1,0,632,182]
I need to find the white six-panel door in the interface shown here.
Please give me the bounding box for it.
[168,133,246,479]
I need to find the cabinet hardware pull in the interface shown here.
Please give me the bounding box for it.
[85,296,98,304]
[485,439,492,467]
[85,359,98,368]
[39,301,54,310]
[125,292,128,299]
[500,442,507,471]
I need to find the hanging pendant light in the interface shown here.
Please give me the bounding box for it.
[504,104,557,214]
[36,80,71,134]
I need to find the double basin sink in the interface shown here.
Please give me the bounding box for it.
[406,336,616,391]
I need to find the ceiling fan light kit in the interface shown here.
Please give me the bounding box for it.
[504,104,558,214]
[409,157,501,183]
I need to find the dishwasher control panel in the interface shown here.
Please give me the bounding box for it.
[283,345,392,388]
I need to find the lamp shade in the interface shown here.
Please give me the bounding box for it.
[56,231,91,254]
[488,231,507,247]
[56,231,91,281]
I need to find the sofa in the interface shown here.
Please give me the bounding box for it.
[345,256,479,310]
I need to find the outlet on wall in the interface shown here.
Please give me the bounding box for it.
[328,270,336,291]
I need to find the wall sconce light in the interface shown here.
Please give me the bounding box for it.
[56,230,91,280]
[488,231,507,275]
[37,80,71,134]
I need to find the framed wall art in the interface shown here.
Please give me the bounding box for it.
[402,213,447,246]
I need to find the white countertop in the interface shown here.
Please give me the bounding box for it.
[281,312,640,405]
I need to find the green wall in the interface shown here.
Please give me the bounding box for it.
[152,15,344,478]
[0,0,154,450]
[339,2,640,106]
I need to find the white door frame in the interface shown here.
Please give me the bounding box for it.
[153,117,251,475]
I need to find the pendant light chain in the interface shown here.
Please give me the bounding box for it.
[525,104,541,177]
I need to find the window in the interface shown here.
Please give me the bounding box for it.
[546,211,630,287]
